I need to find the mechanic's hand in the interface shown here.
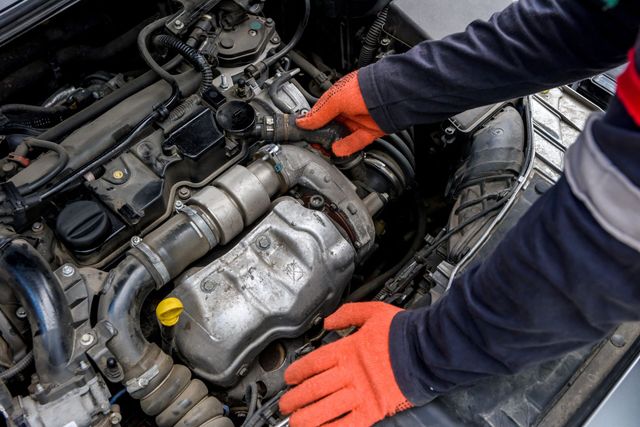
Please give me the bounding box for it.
[297,71,386,157]
[279,302,413,427]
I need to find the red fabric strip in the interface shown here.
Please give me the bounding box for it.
[617,49,640,126]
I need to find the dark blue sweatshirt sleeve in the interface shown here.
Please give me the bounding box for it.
[359,0,640,133]
[387,43,640,407]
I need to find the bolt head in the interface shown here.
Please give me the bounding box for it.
[62,264,75,277]
[110,413,123,425]
[174,200,184,210]
[257,235,271,250]
[31,222,43,232]
[178,187,191,200]
[309,195,325,210]
[249,29,258,37]
[131,236,142,247]
[271,36,280,44]
[174,19,184,30]
[80,333,95,346]
[201,279,217,293]
[15,307,27,319]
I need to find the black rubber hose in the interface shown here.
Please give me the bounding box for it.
[0,104,67,115]
[138,17,179,87]
[358,7,388,67]
[291,79,319,105]
[288,51,332,91]
[263,0,311,68]
[269,73,295,113]
[0,351,33,381]
[0,234,75,384]
[374,138,415,180]
[153,34,213,95]
[386,134,415,169]
[15,139,69,195]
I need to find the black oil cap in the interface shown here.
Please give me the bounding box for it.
[56,201,111,251]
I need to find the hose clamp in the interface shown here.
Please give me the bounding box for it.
[131,237,171,286]
[175,203,218,249]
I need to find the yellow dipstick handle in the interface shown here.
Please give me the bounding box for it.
[156,297,184,327]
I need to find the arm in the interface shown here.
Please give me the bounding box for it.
[361,0,640,133]
[390,51,640,403]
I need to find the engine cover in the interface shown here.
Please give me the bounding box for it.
[170,197,356,386]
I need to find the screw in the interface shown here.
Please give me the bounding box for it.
[265,18,274,26]
[174,20,184,30]
[31,222,43,233]
[178,187,191,200]
[15,307,27,319]
[79,361,90,371]
[130,236,142,247]
[80,333,95,346]
[249,29,258,37]
[35,384,45,394]
[444,126,456,136]
[257,235,271,250]
[380,37,391,47]
[174,200,184,211]
[271,36,281,44]
[112,170,125,180]
[62,264,75,277]
[220,75,230,89]
[309,195,325,210]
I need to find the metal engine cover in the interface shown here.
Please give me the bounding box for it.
[170,197,356,386]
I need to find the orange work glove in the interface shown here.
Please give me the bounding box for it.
[297,71,386,157]
[279,302,413,427]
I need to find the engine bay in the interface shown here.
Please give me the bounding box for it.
[0,0,540,426]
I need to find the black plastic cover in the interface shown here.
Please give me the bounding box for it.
[55,200,111,251]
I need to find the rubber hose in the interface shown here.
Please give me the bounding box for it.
[288,51,332,91]
[16,139,69,195]
[138,17,179,87]
[386,134,415,169]
[153,34,213,95]
[263,0,311,68]
[0,351,33,381]
[291,79,319,105]
[358,7,388,67]
[374,138,415,180]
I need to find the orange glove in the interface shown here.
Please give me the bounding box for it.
[297,71,386,157]
[279,302,413,427]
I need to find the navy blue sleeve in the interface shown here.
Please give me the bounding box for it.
[359,0,640,133]
[388,63,640,404]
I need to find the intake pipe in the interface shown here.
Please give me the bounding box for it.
[98,145,377,426]
[0,232,75,385]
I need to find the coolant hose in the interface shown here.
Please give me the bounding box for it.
[359,7,388,67]
[0,233,75,384]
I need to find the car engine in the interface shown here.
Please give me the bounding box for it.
[0,0,532,426]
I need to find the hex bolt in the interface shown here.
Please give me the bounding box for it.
[174,19,184,30]
[257,235,271,250]
[62,264,75,277]
[444,126,456,136]
[15,307,27,319]
[309,195,325,210]
[249,29,258,37]
[380,37,391,47]
[178,187,191,200]
[271,36,281,44]
[130,236,142,247]
[80,333,95,347]
[31,222,43,233]
[265,18,274,26]
[79,361,90,371]
[174,200,184,211]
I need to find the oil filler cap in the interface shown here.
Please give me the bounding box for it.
[156,297,184,327]
[56,200,111,251]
